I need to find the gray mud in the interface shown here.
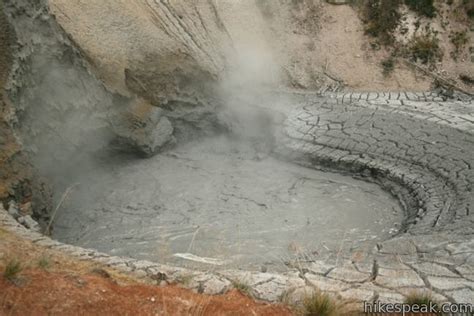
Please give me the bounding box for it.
[53,135,402,270]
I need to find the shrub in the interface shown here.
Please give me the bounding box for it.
[407,34,442,64]
[462,0,474,19]
[460,74,474,85]
[404,291,441,314]
[303,292,338,316]
[450,30,469,59]
[361,0,402,44]
[3,259,22,281]
[381,57,396,76]
[405,0,437,18]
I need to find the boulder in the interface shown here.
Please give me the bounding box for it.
[111,99,174,157]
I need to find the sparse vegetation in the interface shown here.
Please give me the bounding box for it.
[38,256,51,270]
[231,279,253,297]
[462,0,474,19]
[3,259,23,281]
[450,30,469,60]
[460,74,474,85]
[404,0,437,18]
[407,34,442,64]
[302,292,338,316]
[381,57,396,76]
[360,0,402,45]
[404,291,441,314]
[175,274,194,286]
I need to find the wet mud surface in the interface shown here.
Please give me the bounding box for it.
[53,136,402,270]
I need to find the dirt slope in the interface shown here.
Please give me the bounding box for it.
[0,228,292,316]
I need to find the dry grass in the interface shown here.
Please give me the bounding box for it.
[301,292,339,316]
[3,259,22,281]
[404,291,441,310]
[407,34,442,65]
[231,279,253,297]
[381,57,396,76]
[37,256,51,270]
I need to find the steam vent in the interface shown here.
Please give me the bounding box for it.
[1,0,473,314]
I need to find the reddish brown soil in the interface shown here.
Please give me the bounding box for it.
[0,268,292,316]
[0,229,293,316]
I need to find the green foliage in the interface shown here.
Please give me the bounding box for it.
[462,0,474,18]
[362,0,402,44]
[231,279,252,297]
[451,31,469,50]
[303,292,338,316]
[381,57,396,76]
[407,34,442,64]
[450,30,469,57]
[405,0,437,18]
[38,256,51,270]
[3,259,22,281]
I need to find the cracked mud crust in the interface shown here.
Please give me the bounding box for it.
[2,91,473,305]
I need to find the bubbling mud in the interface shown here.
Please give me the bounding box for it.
[53,135,402,271]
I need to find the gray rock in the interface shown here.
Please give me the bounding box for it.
[17,215,41,232]
[7,201,20,219]
[112,102,174,157]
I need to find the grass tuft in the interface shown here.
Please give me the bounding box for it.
[3,259,23,281]
[302,292,338,316]
[404,291,441,313]
[175,274,194,286]
[381,57,396,76]
[407,34,442,64]
[231,279,253,297]
[38,256,51,270]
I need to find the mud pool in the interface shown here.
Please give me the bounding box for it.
[52,136,402,270]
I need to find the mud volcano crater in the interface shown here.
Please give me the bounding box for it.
[0,0,410,272]
[3,0,474,304]
[51,132,403,271]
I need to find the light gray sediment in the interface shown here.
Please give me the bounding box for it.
[2,92,473,304]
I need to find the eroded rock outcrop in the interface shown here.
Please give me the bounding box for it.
[110,99,175,157]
